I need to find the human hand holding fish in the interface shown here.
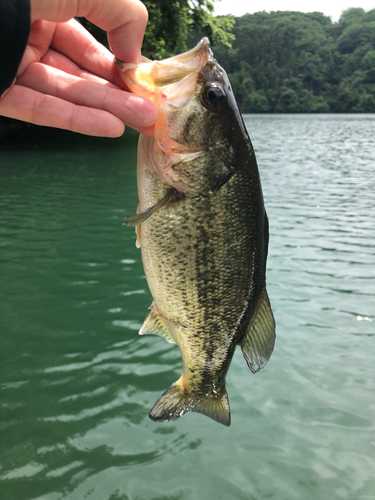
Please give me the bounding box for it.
[0,0,158,136]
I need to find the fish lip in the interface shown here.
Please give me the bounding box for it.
[115,37,211,69]
[160,37,212,67]
[114,37,213,92]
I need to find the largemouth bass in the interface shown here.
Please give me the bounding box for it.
[115,38,275,427]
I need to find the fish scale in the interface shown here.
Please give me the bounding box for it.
[116,38,275,426]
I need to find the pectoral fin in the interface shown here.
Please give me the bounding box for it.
[240,286,276,374]
[124,190,174,227]
[139,303,175,344]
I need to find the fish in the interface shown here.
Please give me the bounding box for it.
[115,38,275,427]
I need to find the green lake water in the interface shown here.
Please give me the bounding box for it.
[0,114,374,500]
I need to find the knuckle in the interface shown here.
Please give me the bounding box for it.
[31,92,45,124]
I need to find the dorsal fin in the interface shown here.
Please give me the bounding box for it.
[139,303,176,344]
[239,286,275,373]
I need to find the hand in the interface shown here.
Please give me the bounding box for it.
[0,0,158,137]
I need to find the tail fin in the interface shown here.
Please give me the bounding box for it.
[149,382,231,426]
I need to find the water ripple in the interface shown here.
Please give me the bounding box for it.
[1,117,374,500]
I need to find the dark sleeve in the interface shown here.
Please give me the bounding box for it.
[0,0,31,97]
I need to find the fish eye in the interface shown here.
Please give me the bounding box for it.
[202,84,226,108]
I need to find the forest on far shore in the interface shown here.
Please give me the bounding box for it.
[211,8,375,113]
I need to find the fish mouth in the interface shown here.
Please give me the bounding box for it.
[115,37,213,99]
[154,37,212,76]
[115,39,218,194]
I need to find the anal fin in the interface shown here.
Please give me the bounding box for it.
[139,302,176,344]
[239,286,276,374]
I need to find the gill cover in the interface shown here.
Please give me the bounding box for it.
[116,38,233,196]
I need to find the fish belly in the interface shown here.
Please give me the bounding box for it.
[139,160,265,390]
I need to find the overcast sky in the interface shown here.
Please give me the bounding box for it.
[213,0,374,22]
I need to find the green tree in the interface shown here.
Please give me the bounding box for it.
[362,50,375,82]
[213,8,375,113]
[79,1,234,60]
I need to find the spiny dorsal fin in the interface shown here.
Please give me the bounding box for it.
[124,190,174,227]
[139,303,175,344]
[239,286,275,374]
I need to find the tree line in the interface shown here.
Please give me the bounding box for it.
[212,8,375,113]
